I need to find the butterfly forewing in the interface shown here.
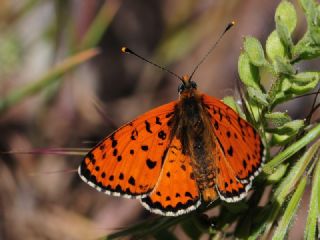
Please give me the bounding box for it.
[79,101,177,198]
[202,95,265,184]
[141,136,201,216]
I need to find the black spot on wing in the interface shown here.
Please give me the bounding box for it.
[214,121,219,130]
[131,129,138,140]
[112,139,117,148]
[156,117,162,125]
[158,130,167,140]
[87,152,96,164]
[141,145,149,151]
[128,176,136,186]
[145,120,152,133]
[242,160,247,169]
[226,131,231,138]
[113,148,118,156]
[110,134,117,148]
[185,192,193,198]
[146,159,157,169]
[227,146,233,156]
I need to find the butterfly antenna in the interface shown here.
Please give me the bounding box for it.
[121,47,184,82]
[189,21,235,81]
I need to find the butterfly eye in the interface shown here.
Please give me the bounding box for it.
[191,81,197,89]
[178,84,186,93]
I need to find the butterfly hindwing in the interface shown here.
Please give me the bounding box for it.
[78,101,178,198]
[141,137,201,216]
[202,95,265,185]
[212,143,251,202]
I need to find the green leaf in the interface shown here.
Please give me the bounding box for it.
[268,119,304,135]
[265,112,292,127]
[299,0,319,35]
[244,36,267,67]
[294,0,320,59]
[264,123,320,173]
[289,78,319,94]
[271,132,301,146]
[304,156,320,240]
[266,163,289,183]
[270,77,292,106]
[275,0,297,34]
[223,96,239,113]
[243,100,263,124]
[291,71,320,84]
[273,56,295,75]
[275,19,294,57]
[266,31,287,61]
[223,96,246,119]
[261,141,320,239]
[238,52,261,90]
[281,77,292,92]
[247,87,269,106]
[310,25,320,45]
[274,1,296,58]
[273,176,307,240]
[294,37,320,60]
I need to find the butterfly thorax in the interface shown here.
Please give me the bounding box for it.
[173,89,218,202]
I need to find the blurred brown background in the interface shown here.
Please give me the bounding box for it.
[0,0,316,239]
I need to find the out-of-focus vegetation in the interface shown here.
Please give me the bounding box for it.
[0,0,319,239]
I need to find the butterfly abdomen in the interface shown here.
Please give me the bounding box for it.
[176,91,218,201]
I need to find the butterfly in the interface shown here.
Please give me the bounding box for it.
[78,76,265,217]
[78,23,265,216]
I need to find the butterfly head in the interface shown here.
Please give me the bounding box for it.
[178,74,197,94]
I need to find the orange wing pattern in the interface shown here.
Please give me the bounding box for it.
[212,143,251,202]
[78,101,177,198]
[141,137,201,216]
[202,95,265,201]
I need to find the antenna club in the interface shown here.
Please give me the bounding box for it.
[225,21,236,32]
[121,47,132,54]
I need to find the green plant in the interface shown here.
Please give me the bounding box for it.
[106,0,320,239]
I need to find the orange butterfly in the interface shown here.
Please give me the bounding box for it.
[79,23,265,216]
